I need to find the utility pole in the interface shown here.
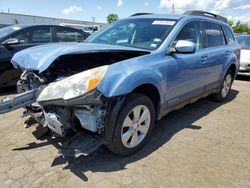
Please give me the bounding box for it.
[171,3,175,14]
[92,17,95,23]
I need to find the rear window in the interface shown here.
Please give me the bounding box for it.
[205,22,226,47]
[55,27,84,42]
[224,26,235,44]
[236,37,250,50]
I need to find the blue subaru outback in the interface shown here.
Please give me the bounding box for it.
[0,11,240,156]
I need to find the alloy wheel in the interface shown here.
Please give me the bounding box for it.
[221,74,232,98]
[121,105,151,148]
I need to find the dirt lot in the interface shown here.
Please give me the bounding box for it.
[0,78,249,188]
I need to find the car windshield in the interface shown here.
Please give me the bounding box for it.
[0,25,23,38]
[86,18,176,50]
[236,36,250,50]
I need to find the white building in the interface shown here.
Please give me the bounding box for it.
[0,12,104,29]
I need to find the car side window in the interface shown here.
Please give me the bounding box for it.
[14,27,52,44]
[55,27,84,42]
[14,31,31,44]
[174,21,203,50]
[31,28,52,43]
[204,22,226,47]
[223,26,235,45]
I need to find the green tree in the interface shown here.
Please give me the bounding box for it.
[107,13,119,24]
[227,20,234,27]
[228,20,250,34]
[234,21,250,34]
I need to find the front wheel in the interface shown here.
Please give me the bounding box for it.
[105,93,155,156]
[212,70,234,102]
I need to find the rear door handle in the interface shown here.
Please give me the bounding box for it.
[201,56,208,64]
[225,51,230,56]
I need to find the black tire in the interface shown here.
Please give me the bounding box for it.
[105,93,155,156]
[212,69,234,102]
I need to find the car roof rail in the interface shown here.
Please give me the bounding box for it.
[130,13,154,17]
[183,10,227,23]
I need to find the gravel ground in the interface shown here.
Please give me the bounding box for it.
[0,78,249,188]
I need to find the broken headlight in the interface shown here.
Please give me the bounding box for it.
[37,65,108,101]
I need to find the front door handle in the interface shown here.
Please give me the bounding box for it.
[201,56,208,64]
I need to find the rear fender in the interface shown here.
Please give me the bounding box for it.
[221,48,240,80]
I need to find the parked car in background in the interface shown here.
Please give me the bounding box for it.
[0,24,89,88]
[0,11,240,156]
[82,25,100,34]
[83,26,94,34]
[236,35,250,76]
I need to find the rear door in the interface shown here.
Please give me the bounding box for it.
[202,22,227,90]
[166,21,208,108]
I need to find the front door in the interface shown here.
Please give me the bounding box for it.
[0,27,52,88]
[165,21,208,108]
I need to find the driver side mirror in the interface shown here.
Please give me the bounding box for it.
[171,40,196,54]
[2,38,20,47]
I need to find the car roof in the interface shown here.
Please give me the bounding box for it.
[129,13,184,20]
[9,24,78,29]
[126,13,228,25]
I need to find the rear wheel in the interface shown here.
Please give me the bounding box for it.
[212,70,234,102]
[106,93,155,156]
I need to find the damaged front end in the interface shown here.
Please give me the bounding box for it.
[34,64,109,136]
[0,43,149,156]
[0,69,112,156]
[0,66,111,156]
[40,90,107,137]
[39,89,109,157]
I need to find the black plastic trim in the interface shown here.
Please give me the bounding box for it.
[102,96,126,143]
[183,10,227,23]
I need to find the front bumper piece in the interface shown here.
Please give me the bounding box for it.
[0,89,106,157]
[0,89,37,114]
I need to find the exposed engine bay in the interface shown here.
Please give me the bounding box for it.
[17,50,148,87]
[43,51,147,80]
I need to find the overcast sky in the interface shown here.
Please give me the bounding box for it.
[1,0,250,24]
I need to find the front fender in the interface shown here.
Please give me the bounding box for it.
[98,66,165,105]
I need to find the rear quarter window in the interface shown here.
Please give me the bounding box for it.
[223,26,235,44]
[204,22,226,48]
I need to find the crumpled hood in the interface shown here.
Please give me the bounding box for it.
[11,42,149,73]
